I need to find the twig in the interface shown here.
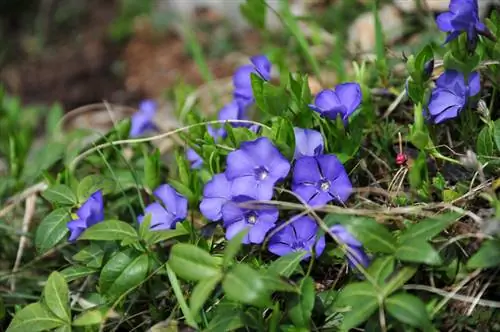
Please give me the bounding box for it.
[0,182,47,218]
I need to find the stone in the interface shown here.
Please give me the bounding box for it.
[348,5,405,54]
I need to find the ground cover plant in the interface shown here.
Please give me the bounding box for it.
[2,0,500,331]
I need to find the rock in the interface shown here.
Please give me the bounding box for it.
[348,5,404,54]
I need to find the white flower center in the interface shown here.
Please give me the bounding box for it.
[320,180,330,192]
[247,214,257,224]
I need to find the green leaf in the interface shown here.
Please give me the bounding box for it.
[477,124,495,156]
[79,220,138,242]
[6,303,65,332]
[100,250,149,300]
[396,238,442,265]
[267,251,306,278]
[206,301,245,331]
[144,222,189,245]
[381,267,417,297]
[366,256,395,285]
[493,119,500,153]
[222,264,272,307]
[288,277,315,328]
[175,150,190,185]
[467,239,500,269]
[72,243,105,268]
[386,292,431,329]
[72,310,103,326]
[334,282,379,330]
[240,0,266,30]
[144,149,161,190]
[139,213,152,240]
[35,208,71,253]
[54,323,71,332]
[399,213,460,243]
[260,272,298,293]
[223,229,248,268]
[168,243,221,281]
[42,185,78,206]
[43,272,70,322]
[77,174,116,203]
[189,274,222,316]
[329,215,397,253]
[60,265,98,282]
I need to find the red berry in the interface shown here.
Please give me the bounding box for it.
[396,153,407,166]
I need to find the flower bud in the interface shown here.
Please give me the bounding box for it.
[423,58,434,81]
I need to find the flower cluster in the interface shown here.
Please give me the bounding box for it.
[130,100,157,138]
[67,190,104,242]
[138,184,188,230]
[309,83,362,124]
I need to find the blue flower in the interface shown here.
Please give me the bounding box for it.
[138,184,187,230]
[427,70,480,124]
[186,148,203,169]
[293,127,324,160]
[130,100,157,137]
[268,216,326,260]
[233,55,272,107]
[309,83,362,123]
[200,173,232,222]
[292,154,352,207]
[436,0,490,46]
[330,225,370,269]
[67,190,104,242]
[221,195,278,244]
[226,137,291,200]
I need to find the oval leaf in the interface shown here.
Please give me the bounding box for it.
[267,251,306,278]
[43,272,70,322]
[35,208,71,253]
[79,220,137,242]
[189,274,222,316]
[72,310,103,326]
[399,213,460,243]
[6,303,64,332]
[60,265,98,282]
[334,281,379,330]
[396,239,442,265]
[222,264,272,308]
[169,243,221,281]
[467,239,500,269]
[42,185,77,206]
[386,292,431,329]
[77,175,116,202]
[288,277,315,328]
[223,229,248,268]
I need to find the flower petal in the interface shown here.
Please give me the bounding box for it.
[250,55,272,81]
[291,216,318,241]
[292,156,321,185]
[308,191,333,207]
[226,150,257,180]
[268,243,293,257]
[316,154,344,181]
[335,83,362,116]
[221,200,245,226]
[330,225,363,247]
[248,219,275,244]
[293,127,324,159]
[67,219,87,242]
[432,105,462,124]
[427,88,463,116]
[468,71,480,97]
[329,170,353,204]
[225,220,250,243]
[314,89,341,111]
[436,12,454,32]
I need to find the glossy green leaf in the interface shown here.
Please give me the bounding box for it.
[240,0,266,30]
[223,229,248,268]
[222,264,272,307]
[60,265,98,282]
[366,256,395,285]
[35,208,71,253]
[334,282,379,330]
[386,292,431,329]
[467,239,500,269]
[72,243,105,268]
[206,301,245,331]
[144,222,189,245]
[189,274,222,316]
[79,220,138,242]
[399,213,461,243]
[267,251,306,277]
[42,185,78,206]
[493,119,500,153]
[6,303,65,332]
[144,149,161,190]
[396,239,442,265]
[43,272,70,322]
[169,243,221,281]
[260,272,298,293]
[288,277,315,328]
[77,174,116,202]
[72,310,103,326]
[477,124,495,156]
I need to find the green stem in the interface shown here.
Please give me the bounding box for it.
[166,263,199,329]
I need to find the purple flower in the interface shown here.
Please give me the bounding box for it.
[427,70,480,124]
[226,137,291,200]
[268,216,326,260]
[436,0,489,46]
[292,154,352,207]
[233,55,272,107]
[221,195,278,244]
[138,184,187,230]
[207,125,226,142]
[187,148,203,169]
[330,225,370,269]
[207,100,251,140]
[200,173,232,221]
[130,100,157,138]
[309,83,362,123]
[293,127,324,160]
[67,190,104,242]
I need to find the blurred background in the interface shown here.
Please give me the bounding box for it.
[0,0,499,112]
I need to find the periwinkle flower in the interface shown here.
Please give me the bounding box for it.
[200,173,232,222]
[233,55,272,107]
[130,100,157,138]
[226,137,291,200]
[268,216,326,260]
[427,70,480,124]
[293,127,324,160]
[67,190,104,242]
[309,83,362,123]
[186,148,203,169]
[436,0,491,47]
[221,195,278,244]
[292,154,352,207]
[138,184,187,230]
[330,225,370,269]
